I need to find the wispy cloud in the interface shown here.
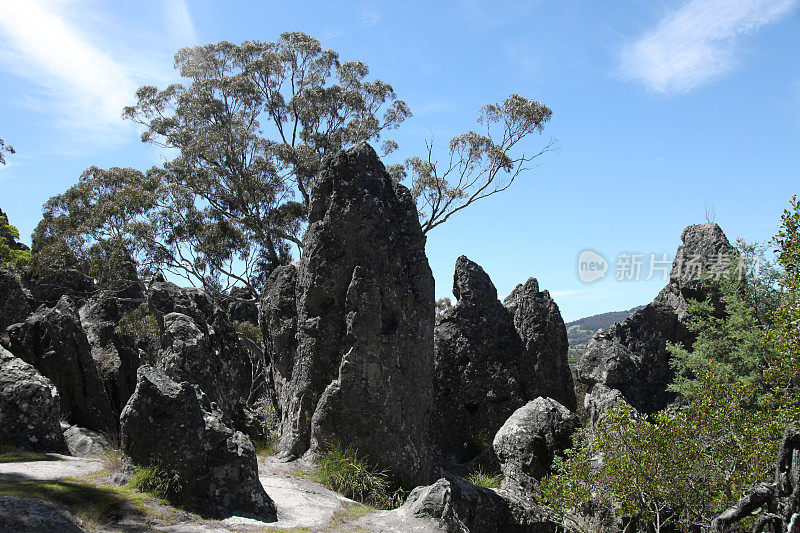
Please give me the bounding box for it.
[619,0,798,95]
[164,0,199,48]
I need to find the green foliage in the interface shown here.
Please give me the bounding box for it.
[128,464,183,501]
[0,212,30,272]
[235,320,263,345]
[465,468,503,489]
[248,397,280,456]
[312,444,408,509]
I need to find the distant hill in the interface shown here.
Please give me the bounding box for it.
[566,306,645,365]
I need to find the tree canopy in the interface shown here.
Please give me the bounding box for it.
[0,138,13,166]
[32,32,553,298]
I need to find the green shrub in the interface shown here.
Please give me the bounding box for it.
[312,445,408,509]
[462,429,491,461]
[466,468,503,489]
[115,304,160,362]
[127,464,182,500]
[249,397,280,456]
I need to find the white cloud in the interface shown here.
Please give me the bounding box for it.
[619,0,798,94]
[164,0,199,48]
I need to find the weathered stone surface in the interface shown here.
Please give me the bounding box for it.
[21,268,96,307]
[357,472,557,533]
[62,425,109,457]
[0,496,85,533]
[584,383,633,431]
[227,286,259,325]
[493,398,578,497]
[79,296,140,413]
[120,365,276,520]
[262,142,435,486]
[260,263,298,415]
[7,297,117,434]
[431,257,575,464]
[576,223,735,415]
[504,278,576,411]
[0,346,67,453]
[149,280,251,430]
[0,266,31,333]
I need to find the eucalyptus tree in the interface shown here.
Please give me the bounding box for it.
[34,32,554,298]
[0,138,13,165]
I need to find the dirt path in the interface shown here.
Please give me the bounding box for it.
[0,454,104,481]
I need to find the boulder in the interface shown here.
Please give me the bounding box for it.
[120,365,276,520]
[262,142,435,486]
[21,268,96,307]
[0,346,68,453]
[431,257,575,464]
[62,425,109,457]
[0,266,31,333]
[227,286,259,325]
[7,297,117,434]
[148,280,251,430]
[356,473,557,533]
[576,223,735,415]
[260,263,298,415]
[493,397,578,498]
[0,497,85,533]
[79,296,140,413]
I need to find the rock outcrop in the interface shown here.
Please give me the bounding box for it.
[0,265,31,333]
[583,383,633,431]
[79,296,140,413]
[62,425,109,457]
[493,398,578,498]
[431,256,575,463]
[148,280,251,430]
[21,268,96,307]
[0,497,85,533]
[7,297,117,434]
[120,365,276,520]
[261,142,435,486]
[576,223,736,415]
[227,286,259,325]
[0,346,68,453]
[357,472,558,533]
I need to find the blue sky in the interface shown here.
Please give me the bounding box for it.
[0,0,798,321]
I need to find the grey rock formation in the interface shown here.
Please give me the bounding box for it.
[21,268,96,307]
[583,383,633,431]
[357,472,557,533]
[227,286,259,325]
[576,223,735,415]
[0,497,85,533]
[505,279,576,411]
[261,142,435,486]
[260,263,298,415]
[0,346,67,453]
[493,398,578,497]
[62,425,109,457]
[148,280,251,430]
[79,296,140,413]
[431,257,575,464]
[0,266,31,333]
[7,297,117,434]
[120,365,276,520]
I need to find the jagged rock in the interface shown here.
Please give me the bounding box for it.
[0,346,67,453]
[79,296,140,413]
[431,257,575,464]
[227,286,259,325]
[7,297,117,434]
[576,223,735,415]
[120,365,276,520]
[0,266,31,333]
[148,280,250,430]
[0,496,85,533]
[62,424,109,457]
[262,142,435,486]
[493,398,578,497]
[21,268,96,307]
[504,278,576,411]
[260,263,298,414]
[584,383,633,431]
[356,472,557,532]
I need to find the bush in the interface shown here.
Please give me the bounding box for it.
[115,304,160,363]
[312,445,408,509]
[248,397,280,456]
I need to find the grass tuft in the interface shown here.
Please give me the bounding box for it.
[465,468,503,489]
[127,464,183,501]
[312,444,409,510]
